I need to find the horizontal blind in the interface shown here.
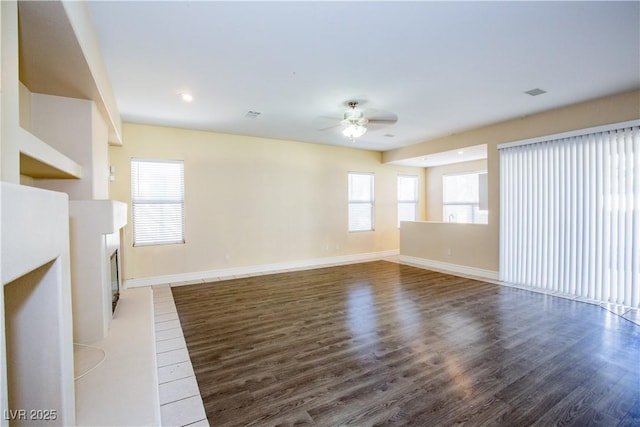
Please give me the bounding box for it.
[398,175,418,226]
[500,126,639,308]
[348,172,374,231]
[131,159,185,246]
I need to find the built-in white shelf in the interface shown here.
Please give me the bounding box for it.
[1,183,70,284]
[18,1,122,145]
[18,126,83,179]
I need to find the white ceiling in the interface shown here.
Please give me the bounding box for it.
[87,1,640,153]
[393,144,488,168]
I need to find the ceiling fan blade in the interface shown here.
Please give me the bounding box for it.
[368,119,397,124]
[318,104,398,133]
[318,123,341,131]
[365,109,398,126]
[366,119,398,131]
[367,119,398,130]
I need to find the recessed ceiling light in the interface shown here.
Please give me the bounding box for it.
[180,93,194,102]
[525,88,547,96]
[458,150,464,155]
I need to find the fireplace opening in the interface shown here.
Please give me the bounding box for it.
[4,259,68,426]
[110,250,120,313]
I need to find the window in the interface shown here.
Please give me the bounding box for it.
[397,175,418,227]
[131,159,185,246]
[443,171,488,224]
[348,172,374,231]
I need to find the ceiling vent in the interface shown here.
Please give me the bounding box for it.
[245,110,261,118]
[525,88,547,96]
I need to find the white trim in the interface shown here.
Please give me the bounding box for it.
[125,250,400,288]
[497,119,640,150]
[399,255,499,282]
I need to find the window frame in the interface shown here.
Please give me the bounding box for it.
[442,170,488,224]
[348,172,375,232]
[131,158,185,247]
[397,174,418,227]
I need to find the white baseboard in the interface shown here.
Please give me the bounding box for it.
[399,255,499,282]
[125,249,400,288]
[400,256,640,312]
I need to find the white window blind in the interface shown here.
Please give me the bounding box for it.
[500,124,639,308]
[398,175,418,227]
[131,159,185,246]
[443,172,488,224]
[348,172,374,232]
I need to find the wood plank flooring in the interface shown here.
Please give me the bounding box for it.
[171,261,640,426]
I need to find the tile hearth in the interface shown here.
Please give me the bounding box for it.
[74,287,159,426]
[153,286,208,427]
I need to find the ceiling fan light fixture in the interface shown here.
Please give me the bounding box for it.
[342,110,368,125]
[341,100,368,140]
[342,123,367,140]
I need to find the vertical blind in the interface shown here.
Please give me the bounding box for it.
[131,159,185,246]
[499,124,639,308]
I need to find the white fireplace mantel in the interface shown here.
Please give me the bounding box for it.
[69,200,127,235]
[69,200,127,344]
[1,183,76,426]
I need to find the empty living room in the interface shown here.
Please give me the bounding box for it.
[1,1,639,426]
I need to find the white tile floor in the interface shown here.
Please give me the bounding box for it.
[74,287,160,426]
[153,285,209,427]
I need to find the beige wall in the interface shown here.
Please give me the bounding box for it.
[30,94,110,200]
[425,159,487,222]
[401,221,496,272]
[110,123,425,281]
[393,89,640,273]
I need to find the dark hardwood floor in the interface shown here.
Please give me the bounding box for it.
[171,261,640,426]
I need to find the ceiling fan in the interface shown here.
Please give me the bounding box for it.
[322,101,398,141]
[341,101,369,140]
